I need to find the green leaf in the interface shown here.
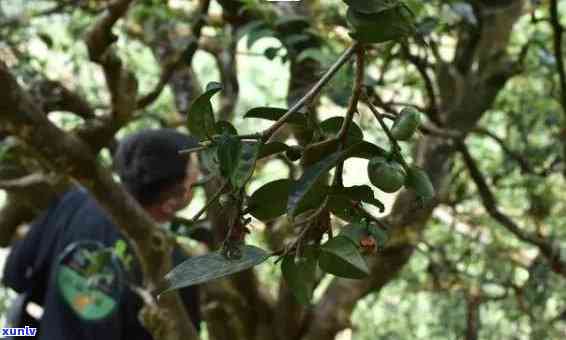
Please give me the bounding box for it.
[319,236,369,279]
[330,185,385,212]
[247,179,290,221]
[327,195,359,222]
[248,28,274,49]
[237,20,266,42]
[201,146,221,176]
[296,179,329,215]
[231,142,261,188]
[301,138,340,167]
[258,141,291,159]
[320,116,364,143]
[187,82,222,140]
[159,245,269,295]
[244,107,307,125]
[274,16,310,33]
[345,141,388,159]
[217,134,242,178]
[248,179,327,221]
[288,151,340,217]
[281,246,318,305]
[297,48,326,63]
[347,6,415,44]
[282,34,311,48]
[215,121,238,135]
[406,166,435,204]
[343,0,400,14]
[288,142,386,217]
[264,47,280,60]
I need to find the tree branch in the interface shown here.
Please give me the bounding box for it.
[30,79,95,119]
[136,0,211,109]
[261,44,359,141]
[458,141,566,278]
[472,127,534,174]
[401,44,439,121]
[457,141,545,247]
[550,0,566,113]
[0,61,199,340]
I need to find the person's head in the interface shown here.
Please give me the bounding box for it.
[113,128,200,223]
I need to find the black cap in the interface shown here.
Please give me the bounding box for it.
[113,129,199,205]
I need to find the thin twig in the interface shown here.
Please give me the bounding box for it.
[189,181,228,223]
[273,197,329,263]
[334,46,366,187]
[337,47,365,141]
[136,0,212,109]
[179,146,208,155]
[364,94,410,170]
[261,43,359,142]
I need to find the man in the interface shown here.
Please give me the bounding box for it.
[2,128,201,339]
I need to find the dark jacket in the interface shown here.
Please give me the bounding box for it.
[2,187,200,339]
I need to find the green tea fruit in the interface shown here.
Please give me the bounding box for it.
[391,107,422,141]
[367,157,406,193]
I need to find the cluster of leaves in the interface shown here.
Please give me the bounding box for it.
[154,0,440,304]
[344,0,418,44]
[165,65,433,303]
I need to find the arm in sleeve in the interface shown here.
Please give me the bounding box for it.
[2,197,62,292]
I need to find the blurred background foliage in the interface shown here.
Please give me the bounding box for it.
[1,0,566,339]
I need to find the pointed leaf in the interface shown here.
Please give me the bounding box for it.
[231,141,261,188]
[344,141,388,159]
[281,246,318,305]
[347,6,415,44]
[264,47,280,60]
[237,20,266,42]
[288,151,341,217]
[215,121,238,135]
[217,134,242,178]
[343,0,400,14]
[247,179,291,221]
[187,82,222,140]
[327,195,359,222]
[201,146,220,176]
[274,16,310,33]
[258,141,292,159]
[330,185,385,212]
[244,107,307,125]
[159,245,269,295]
[247,28,274,49]
[319,236,369,279]
[288,142,386,217]
[301,138,340,167]
[320,116,364,143]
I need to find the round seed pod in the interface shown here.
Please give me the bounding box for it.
[391,107,422,141]
[406,166,434,203]
[367,157,406,193]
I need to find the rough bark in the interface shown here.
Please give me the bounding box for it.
[301,2,526,338]
[0,60,198,340]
